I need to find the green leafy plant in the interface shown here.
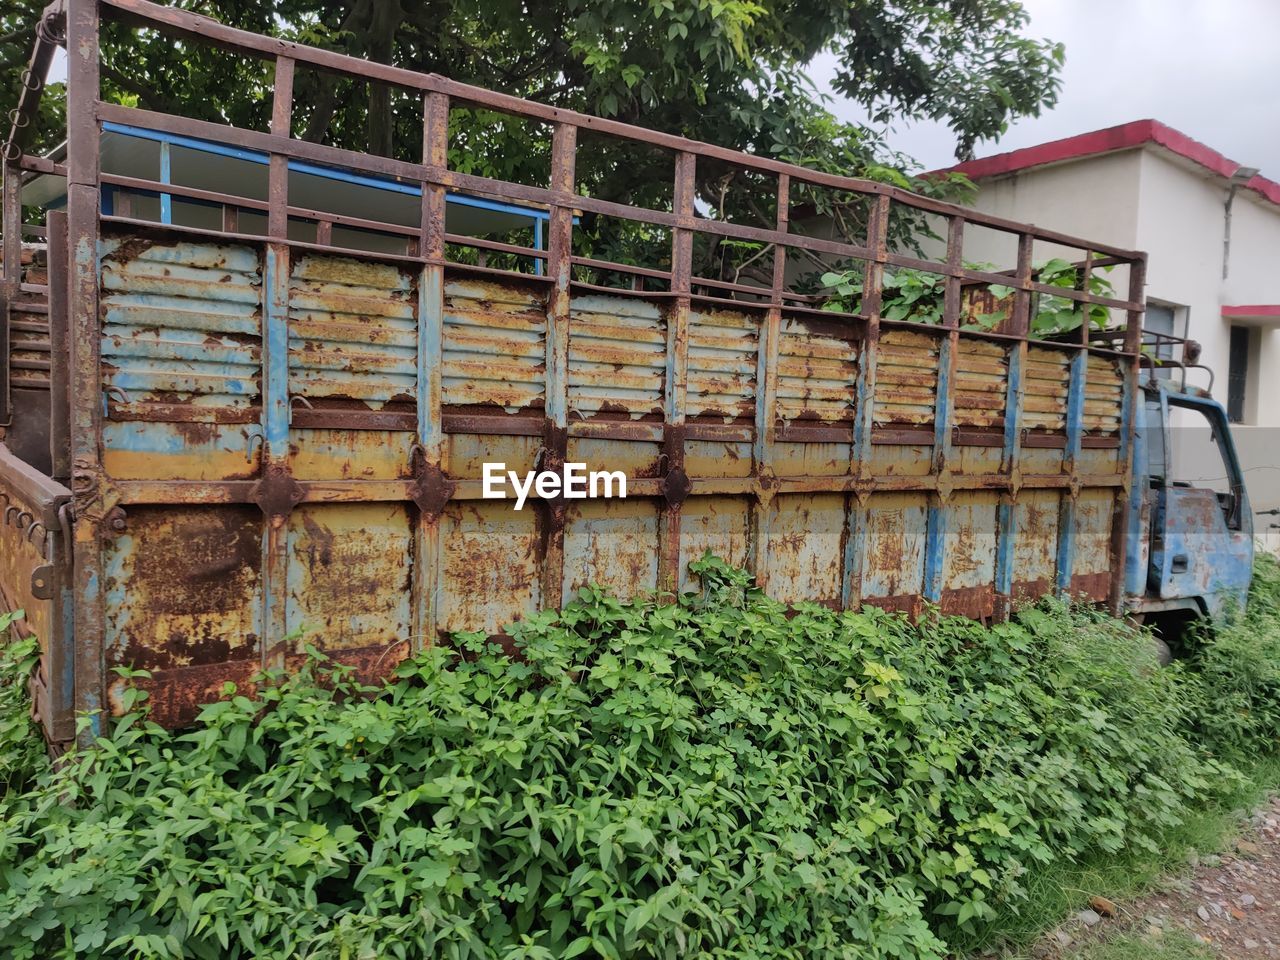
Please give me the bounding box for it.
[819,258,1116,337]
[1,556,1279,959]
[0,613,43,797]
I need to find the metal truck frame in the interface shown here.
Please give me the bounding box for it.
[0,0,1252,747]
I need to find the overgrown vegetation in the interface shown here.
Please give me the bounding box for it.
[1,557,1279,959]
[819,258,1118,337]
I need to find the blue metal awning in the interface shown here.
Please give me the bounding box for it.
[23,121,569,270]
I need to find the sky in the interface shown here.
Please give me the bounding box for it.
[805,0,1280,175]
[42,0,1278,178]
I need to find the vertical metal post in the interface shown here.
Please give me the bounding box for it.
[540,121,575,610]
[45,209,74,743]
[994,232,1033,618]
[1109,254,1146,613]
[267,58,294,240]
[260,56,295,669]
[658,151,694,593]
[158,139,172,225]
[47,211,70,482]
[749,315,779,588]
[66,0,105,741]
[0,160,17,425]
[843,192,890,609]
[923,216,963,606]
[1077,250,1094,347]
[1056,347,1088,595]
[411,90,449,649]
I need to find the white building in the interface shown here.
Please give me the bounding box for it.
[935,119,1280,531]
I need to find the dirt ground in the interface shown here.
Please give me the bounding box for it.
[1029,794,1280,958]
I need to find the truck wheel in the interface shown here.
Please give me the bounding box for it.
[1144,609,1203,660]
[1150,635,1173,666]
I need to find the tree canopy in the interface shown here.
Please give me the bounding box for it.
[2,0,1063,278]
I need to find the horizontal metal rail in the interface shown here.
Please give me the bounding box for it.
[95,0,1145,263]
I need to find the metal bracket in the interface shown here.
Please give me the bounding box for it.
[104,505,127,534]
[408,449,455,519]
[660,466,691,507]
[935,471,955,502]
[30,563,53,600]
[251,462,304,517]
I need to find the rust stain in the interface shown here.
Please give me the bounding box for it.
[940,584,995,620]
[104,506,262,674]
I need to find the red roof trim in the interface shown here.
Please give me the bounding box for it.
[933,119,1280,208]
[1222,304,1280,318]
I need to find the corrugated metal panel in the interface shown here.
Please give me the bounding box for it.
[102,422,260,481]
[953,338,1008,429]
[9,304,51,390]
[289,429,411,481]
[776,316,858,422]
[70,225,1144,734]
[288,255,416,406]
[568,294,665,418]
[100,240,262,408]
[9,249,50,390]
[442,279,546,411]
[1023,346,1071,431]
[874,329,938,425]
[774,441,852,477]
[687,307,757,420]
[1083,355,1125,434]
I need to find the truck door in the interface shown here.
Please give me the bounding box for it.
[1147,390,1252,619]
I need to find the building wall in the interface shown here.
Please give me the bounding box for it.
[950,150,1144,262]
[960,149,1280,541]
[1131,150,1280,534]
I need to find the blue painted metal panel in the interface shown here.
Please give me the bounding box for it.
[263,246,291,456]
[1056,351,1087,594]
[101,121,558,224]
[1124,390,1152,597]
[1151,390,1253,619]
[994,343,1025,602]
[923,334,953,604]
[158,139,172,225]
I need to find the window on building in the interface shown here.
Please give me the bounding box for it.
[1144,302,1177,379]
[1228,325,1250,423]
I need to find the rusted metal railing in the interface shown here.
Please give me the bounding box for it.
[1,0,1149,740]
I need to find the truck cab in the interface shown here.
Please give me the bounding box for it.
[1128,342,1253,638]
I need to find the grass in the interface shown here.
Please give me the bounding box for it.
[964,753,1280,958]
[1062,930,1214,960]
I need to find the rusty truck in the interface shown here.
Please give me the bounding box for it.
[0,0,1255,749]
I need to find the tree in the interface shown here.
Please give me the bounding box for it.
[2,0,1062,279]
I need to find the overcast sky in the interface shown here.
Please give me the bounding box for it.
[43,0,1277,178]
[806,0,1280,175]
